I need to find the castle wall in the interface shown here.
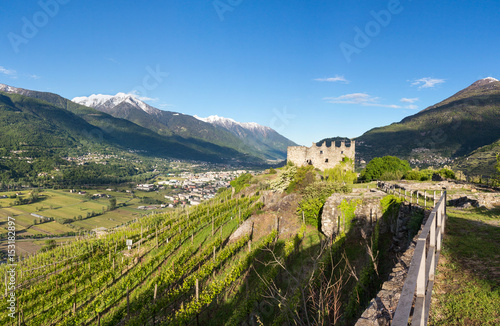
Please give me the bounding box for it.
[287,140,355,171]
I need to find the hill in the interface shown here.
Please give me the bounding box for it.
[356,78,500,168]
[452,138,500,177]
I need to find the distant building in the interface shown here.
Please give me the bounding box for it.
[287,139,355,171]
[136,184,154,191]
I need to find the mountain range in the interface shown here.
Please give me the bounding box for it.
[355,77,500,175]
[0,84,295,165]
[72,93,296,161]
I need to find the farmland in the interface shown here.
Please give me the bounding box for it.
[0,189,142,237]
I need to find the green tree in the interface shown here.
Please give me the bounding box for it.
[360,156,411,181]
[496,154,500,176]
[109,197,117,210]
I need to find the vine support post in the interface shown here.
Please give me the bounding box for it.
[154,283,157,302]
[127,286,130,317]
[195,279,199,301]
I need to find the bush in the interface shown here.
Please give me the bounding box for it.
[322,158,357,184]
[269,165,297,193]
[297,181,351,228]
[230,173,253,193]
[403,168,455,181]
[360,156,411,181]
[286,165,315,193]
[437,168,455,179]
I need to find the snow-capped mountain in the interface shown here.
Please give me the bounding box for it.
[72,93,296,160]
[195,115,297,160]
[73,93,158,115]
[195,115,270,133]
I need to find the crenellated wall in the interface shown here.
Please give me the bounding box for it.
[287,140,355,171]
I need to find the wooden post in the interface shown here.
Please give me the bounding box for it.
[302,211,305,224]
[433,191,436,206]
[213,246,216,262]
[154,283,157,302]
[195,279,199,301]
[343,212,346,233]
[424,191,427,208]
[73,283,77,314]
[156,226,158,249]
[127,286,130,317]
[337,215,340,235]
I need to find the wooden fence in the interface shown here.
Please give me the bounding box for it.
[392,191,447,325]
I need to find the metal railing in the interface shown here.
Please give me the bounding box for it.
[392,191,447,325]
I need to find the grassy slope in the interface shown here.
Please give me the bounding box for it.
[429,207,500,325]
[453,138,500,177]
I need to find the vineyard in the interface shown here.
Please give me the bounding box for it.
[1,174,390,325]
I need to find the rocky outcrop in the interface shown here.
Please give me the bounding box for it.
[448,196,479,208]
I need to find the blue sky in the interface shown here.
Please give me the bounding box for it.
[1,0,499,146]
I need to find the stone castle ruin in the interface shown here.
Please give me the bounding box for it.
[287,139,355,171]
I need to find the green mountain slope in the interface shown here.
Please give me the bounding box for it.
[0,89,262,163]
[356,78,500,164]
[452,138,500,177]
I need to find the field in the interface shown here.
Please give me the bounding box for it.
[429,207,500,325]
[0,189,146,237]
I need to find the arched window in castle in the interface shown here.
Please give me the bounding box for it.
[325,158,329,163]
[320,150,323,154]
[341,151,344,154]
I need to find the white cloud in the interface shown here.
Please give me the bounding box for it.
[324,93,377,104]
[105,57,119,64]
[0,66,17,77]
[411,77,445,89]
[323,93,403,108]
[405,104,419,110]
[400,97,419,103]
[128,90,158,102]
[158,103,174,109]
[28,74,41,80]
[314,75,349,83]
